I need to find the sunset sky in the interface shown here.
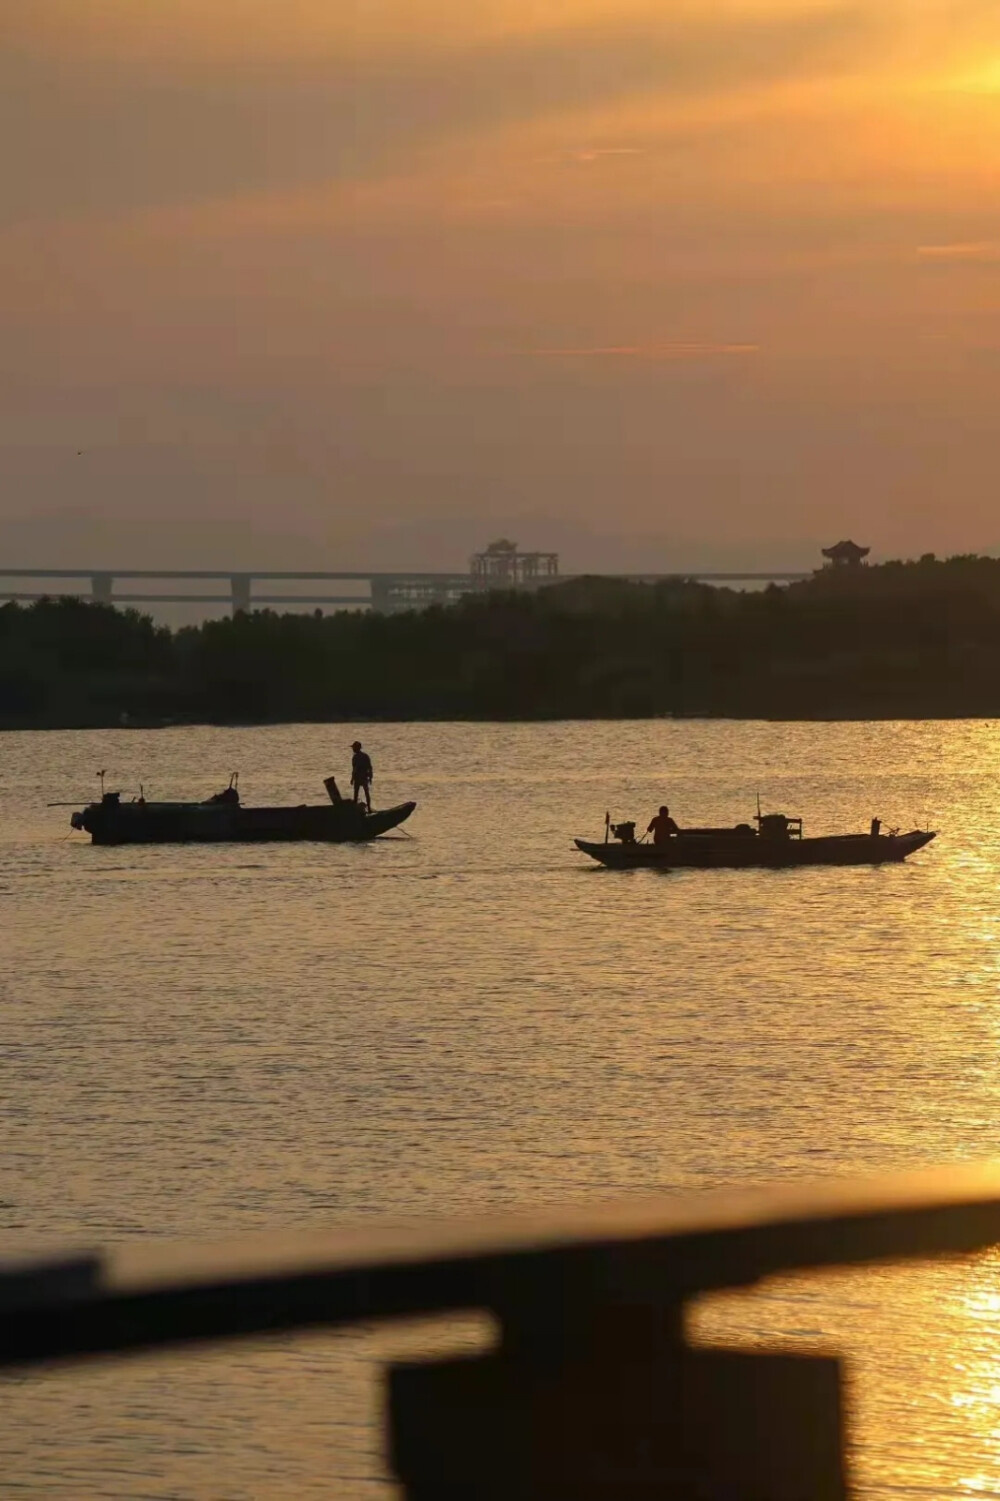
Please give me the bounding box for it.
[3,0,1000,571]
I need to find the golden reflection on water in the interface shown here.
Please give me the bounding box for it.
[694,1249,1000,1501]
[7,719,1000,1496]
[950,1255,1000,1495]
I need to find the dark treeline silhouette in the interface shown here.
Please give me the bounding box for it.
[5,553,1000,727]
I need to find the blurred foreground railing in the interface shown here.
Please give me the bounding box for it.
[6,1165,1000,1497]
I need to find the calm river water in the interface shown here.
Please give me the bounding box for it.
[4,719,1000,1498]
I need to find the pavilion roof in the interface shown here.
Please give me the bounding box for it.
[821,539,870,560]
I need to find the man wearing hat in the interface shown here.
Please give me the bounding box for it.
[350,740,374,811]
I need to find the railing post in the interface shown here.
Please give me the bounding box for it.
[389,1293,846,1499]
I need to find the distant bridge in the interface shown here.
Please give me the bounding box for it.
[0,567,811,616]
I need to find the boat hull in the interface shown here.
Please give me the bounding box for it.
[575,830,936,870]
[74,800,416,846]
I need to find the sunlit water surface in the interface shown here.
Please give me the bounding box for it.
[4,720,1000,1498]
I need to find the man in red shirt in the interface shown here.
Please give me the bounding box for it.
[647,805,679,844]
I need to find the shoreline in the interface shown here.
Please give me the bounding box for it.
[7,564,1000,731]
[3,708,999,732]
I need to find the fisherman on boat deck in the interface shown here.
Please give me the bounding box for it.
[350,741,373,812]
[647,806,679,844]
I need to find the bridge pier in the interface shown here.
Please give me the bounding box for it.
[230,574,251,615]
[370,578,395,613]
[91,573,113,606]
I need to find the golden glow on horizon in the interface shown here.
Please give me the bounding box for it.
[947,57,1000,95]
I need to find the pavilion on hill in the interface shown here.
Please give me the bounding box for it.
[821,540,870,568]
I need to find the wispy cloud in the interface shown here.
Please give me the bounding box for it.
[0,3,877,225]
[539,146,647,165]
[533,342,759,359]
[573,147,644,162]
[917,242,1000,262]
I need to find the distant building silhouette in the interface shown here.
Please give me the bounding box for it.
[821,539,870,569]
[470,539,559,588]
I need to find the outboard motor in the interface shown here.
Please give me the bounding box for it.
[757,811,803,840]
[611,820,637,845]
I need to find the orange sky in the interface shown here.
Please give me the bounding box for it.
[3,0,1000,570]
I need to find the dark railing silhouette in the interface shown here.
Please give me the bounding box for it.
[5,1164,998,1497]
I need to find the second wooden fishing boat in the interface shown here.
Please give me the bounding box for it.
[575,811,936,870]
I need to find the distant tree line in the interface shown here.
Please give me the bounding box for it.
[4,553,1000,727]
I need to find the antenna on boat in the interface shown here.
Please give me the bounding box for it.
[756,789,762,823]
[604,809,610,844]
[98,769,106,796]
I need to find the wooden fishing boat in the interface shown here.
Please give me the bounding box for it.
[69,777,416,846]
[575,811,936,870]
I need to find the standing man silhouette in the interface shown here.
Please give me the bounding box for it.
[351,741,373,811]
